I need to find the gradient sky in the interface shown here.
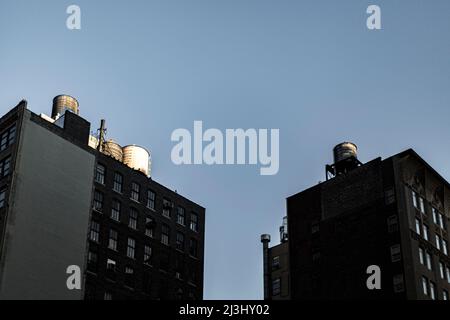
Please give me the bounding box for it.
[1,0,450,299]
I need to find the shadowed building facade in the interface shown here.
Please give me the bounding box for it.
[0,98,205,300]
[287,144,450,300]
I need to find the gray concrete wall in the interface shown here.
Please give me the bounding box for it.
[0,111,94,300]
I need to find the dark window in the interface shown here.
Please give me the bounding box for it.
[161,224,170,246]
[272,256,280,270]
[190,213,199,232]
[111,200,121,221]
[387,215,398,233]
[177,207,185,225]
[127,238,135,259]
[144,245,152,265]
[104,292,113,300]
[163,199,172,218]
[87,251,98,272]
[125,267,134,288]
[272,278,281,296]
[189,238,198,258]
[147,190,156,210]
[390,244,401,262]
[145,217,155,238]
[160,252,169,271]
[95,164,105,184]
[93,190,103,212]
[113,172,123,193]
[384,187,396,204]
[0,156,11,178]
[108,229,118,251]
[89,221,100,242]
[0,125,16,151]
[0,188,6,208]
[106,259,117,281]
[393,274,404,293]
[176,232,185,251]
[129,208,138,230]
[131,182,140,202]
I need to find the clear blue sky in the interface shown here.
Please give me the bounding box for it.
[1,0,450,299]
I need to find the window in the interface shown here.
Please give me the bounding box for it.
[104,292,113,300]
[176,232,185,251]
[436,235,441,251]
[113,172,123,193]
[93,190,103,212]
[272,278,281,296]
[419,247,425,265]
[189,238,198,258]
[145,217,155,238]
[147,190,155,210]
[412,190,418,208]
[438,213,445,229]
[89,221,100,242]
[0,125,16,151]
[422,224,429,241]
[161,225,170,246]
[422,276,429,296]
[95,164,105,184]
[131,182,140,202]
[430,281,436,300]
[177,207,185,225]
[106,259,116,272]
[272,256,280,270]
[415,218,421,235]
[144,245,152,265]
[432,208,439,225]
[419,197,425,214]
[393,274,404,293]
[311,220,320,234]
[387,215,398,233]
[111,200,121,221]
[439,262,445,280]
[0,156,11,178]
[125,267,134,287]
[443,240,448,256]
[444,290,449,301]
[426,251,432,271]
[0,188,6,208]
[87,251,98,271]
[190,213,199,232]
[129,208,138,230]
[127,238,136,259]
[390,244,401,262]
[108,229,118,251]
[447,266,450,284]
[384,187,395,205]
[163,199,172,218]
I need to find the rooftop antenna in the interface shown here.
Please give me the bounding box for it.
[97,119,106,152]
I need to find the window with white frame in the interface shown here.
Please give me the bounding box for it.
[147,190,156,210]
[422,224,429,241]
[430,281,436,300]
[425,251,432,271]
[113,172,123,193]
[422,276,429,296]
[95,164,105,184]
[415,218,421,235]
[111,200,121,221]
[89,221,100,242]
[127,238,136,259]
[131,182,140,202]
[129,208,138,230]
[108,229,118,251]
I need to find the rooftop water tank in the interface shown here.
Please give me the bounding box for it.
[103,140,123,162]
[333,142,358,164]
[52,95,79,119]
[122,145,151,177]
